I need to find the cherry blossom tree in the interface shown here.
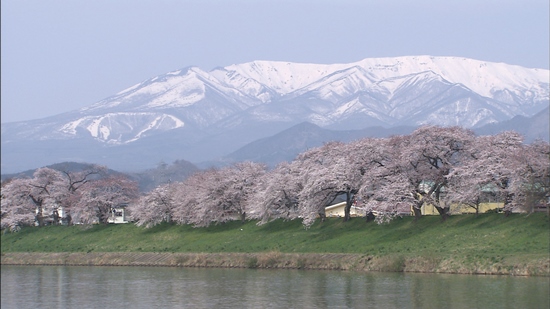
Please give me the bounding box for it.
[357,135,420,223]
[324,140,369,222]
[349,137,398,222]
[1,165,127,229]
[224,161,267,222]
[26,168,67,226]
[60,165,107,193]
[248,161,302,224]
[447,131,525,216]
[56,165,107,224]
[71,175,139,224]
[361,134,425,221]
[511,140,550,214]
[444,172,490,217]
[376,126,475,220]
[170,169,215,226]
[130,182,177,228]
[283,138,388,227]
[294,142,350,226]
[186,168,233,227]
[1,178,37,231]
[172,162,266,228]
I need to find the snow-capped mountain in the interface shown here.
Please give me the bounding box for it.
[2,56,549,173]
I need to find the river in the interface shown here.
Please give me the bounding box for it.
[1,265,548,308]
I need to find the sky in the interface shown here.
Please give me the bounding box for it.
[2,0,549,123]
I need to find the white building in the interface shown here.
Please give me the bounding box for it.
[107,204,129,224]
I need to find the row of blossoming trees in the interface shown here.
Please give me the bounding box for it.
[2,126,549,231]
[1,166,140,231]
[128,126,549,227]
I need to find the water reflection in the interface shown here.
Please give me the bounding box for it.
[1,265,548,309]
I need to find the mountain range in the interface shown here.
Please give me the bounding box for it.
[2,56,548,173]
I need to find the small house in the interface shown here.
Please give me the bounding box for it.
[325,202,362,218]
[108,204,129,224]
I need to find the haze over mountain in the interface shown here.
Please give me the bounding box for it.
[2,56,548,174]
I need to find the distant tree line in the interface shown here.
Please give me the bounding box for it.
[2,126,549,231]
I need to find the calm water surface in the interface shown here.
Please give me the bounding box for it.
[1,265,548,309]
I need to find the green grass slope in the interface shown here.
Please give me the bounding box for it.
[2,213,548,257]
[3,213,549,275]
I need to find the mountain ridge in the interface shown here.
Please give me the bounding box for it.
[217,106,549,169]
[2,56,548,173]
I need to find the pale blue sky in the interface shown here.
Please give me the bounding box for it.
[2,0,549,123]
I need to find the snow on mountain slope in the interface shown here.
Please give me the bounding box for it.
[216,56,548,101]
[290,66,377,101]
[60,112,184,143]
[80,56,548,118]
[210,56,547,129]
[3,56,549,145]
[355,56,548,99]
[2,56,549,174]
[217,60,352,95]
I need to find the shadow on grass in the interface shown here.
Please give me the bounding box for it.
[256,218,304,232]
[203,220,251,233]
[445,213,548,230]
[138,222,184,234]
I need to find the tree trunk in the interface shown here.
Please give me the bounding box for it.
[99,207,110,224]
[31,198,44,226]
[412,207,422,221]
[503,192,514,217]
[412,200,423,222]
[432,186,449,221]
[343,191,353,222]
[474,197,481,217]
[365,211,376,222]
[434,205,449,221]
[53,210,60,225]
[35,206,45,226]
[35,214,44,226]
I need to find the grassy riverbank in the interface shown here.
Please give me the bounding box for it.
[2,213,549,275]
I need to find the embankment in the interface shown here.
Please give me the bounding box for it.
[2,213,549,276]
[2,251,548,276]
